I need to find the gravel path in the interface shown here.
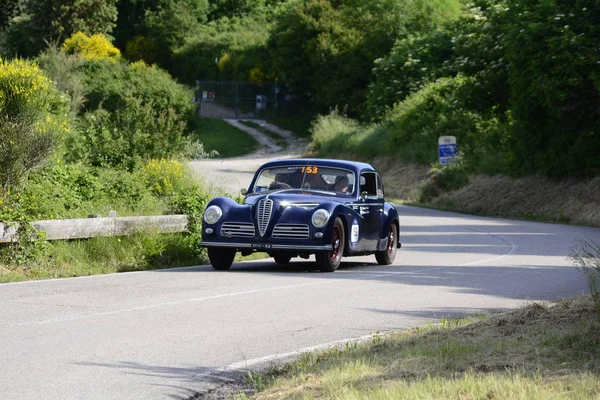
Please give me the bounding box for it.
[189,119,307,195]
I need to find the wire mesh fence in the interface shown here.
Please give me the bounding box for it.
[194,81,307,119]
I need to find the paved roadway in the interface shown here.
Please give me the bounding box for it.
[1,205,599,399]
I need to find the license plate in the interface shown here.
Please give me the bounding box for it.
[251,243,273,249]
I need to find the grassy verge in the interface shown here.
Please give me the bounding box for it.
[0,232,203,283]
[189,117,259,158]
[235,296,600,399]
[270,116,314,139]
[239,120,288,148]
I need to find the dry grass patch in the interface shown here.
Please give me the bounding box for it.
[426,175,600,227]
[235,296,600,400]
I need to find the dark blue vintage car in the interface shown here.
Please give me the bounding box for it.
[200,159,400,272]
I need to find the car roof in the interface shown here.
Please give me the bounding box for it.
[258,158,376,174]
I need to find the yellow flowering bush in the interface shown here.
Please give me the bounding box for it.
[0,58,52,114]
[0,57,69,196]
[142,159,187,196]
[61,32,121,62]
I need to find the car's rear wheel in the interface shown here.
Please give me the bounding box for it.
[274,254,292,264]
[316,217,345,272]
[208,248,236,270]
[375,223,397,265]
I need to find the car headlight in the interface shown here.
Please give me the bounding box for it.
[203,205,223,224]
[311,209,330,228]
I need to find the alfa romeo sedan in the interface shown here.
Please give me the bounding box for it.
[200,159,400,272]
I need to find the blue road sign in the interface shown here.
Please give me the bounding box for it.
[438,136,458,165]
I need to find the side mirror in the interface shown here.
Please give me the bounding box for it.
[360,191,368,201]
[240,188,247,196]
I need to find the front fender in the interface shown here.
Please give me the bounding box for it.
[203,197,253,228]
[379,202,400,242]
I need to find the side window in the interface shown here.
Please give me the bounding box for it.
[376,174,384,198]
[360,172,377,196]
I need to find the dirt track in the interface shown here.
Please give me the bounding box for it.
[189,119,306,195]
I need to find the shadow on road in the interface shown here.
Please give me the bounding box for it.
[74,360,244,399]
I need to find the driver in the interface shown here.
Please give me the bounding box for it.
[269,173,293,190]
[333,175,350,193]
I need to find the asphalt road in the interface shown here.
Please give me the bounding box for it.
[1,205,599,399]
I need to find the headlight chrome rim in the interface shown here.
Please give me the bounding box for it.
[203,205,223,224]
[311,209,330,228]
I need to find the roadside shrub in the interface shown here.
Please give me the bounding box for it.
[0,57,70,197]
[167,185,210,257]
[37,45,87,116]
[61,32,121,62]
[1,163,164,221]
[78,59,193,119]
[309,111,361,155]
[67,97,189,170]
[570,239,600,314]
[418,163,470,203]
[142,159,190,196]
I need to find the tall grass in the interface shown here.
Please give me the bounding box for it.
[570,239,600,312]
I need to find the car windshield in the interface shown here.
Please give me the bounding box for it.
[252,166,355,195]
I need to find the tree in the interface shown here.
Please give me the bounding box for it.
[6,0,118,57]
[502,0,600,176]
[0,0,21,29]
[267,0,462,116]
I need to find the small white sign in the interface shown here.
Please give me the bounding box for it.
[351,224,359,244]
[438,136,458,165]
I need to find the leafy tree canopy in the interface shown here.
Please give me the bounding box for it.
[6,0,118,57]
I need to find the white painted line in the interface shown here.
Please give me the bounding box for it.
[3,280,337,328]
[191,332,383,381]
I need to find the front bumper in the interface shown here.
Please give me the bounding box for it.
[200,241,333,251]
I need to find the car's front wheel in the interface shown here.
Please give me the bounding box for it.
[208,248,236,270]
[316,217,345,272]
[375,223,398,265]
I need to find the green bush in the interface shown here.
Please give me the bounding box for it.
[167,185,210,257]
[37,46,87,116]
[419,163,470,203]
[78,59,193,119]
[0,163,167,221]
[66,98,190,170]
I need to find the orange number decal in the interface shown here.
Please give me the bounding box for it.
[302,166,319,174]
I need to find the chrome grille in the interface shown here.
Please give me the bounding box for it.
[256,199,273,237]
[220,222,255,238]
[272,224,310,239]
